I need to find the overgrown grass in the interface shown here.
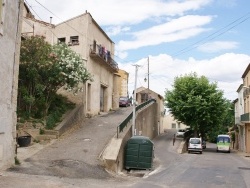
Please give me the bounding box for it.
[45,95,75,130]
[17,94,75,131]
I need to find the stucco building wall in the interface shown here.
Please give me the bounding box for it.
[21,11,119,116]
[0,0,23,170]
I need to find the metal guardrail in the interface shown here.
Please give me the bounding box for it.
[117,99,156,138]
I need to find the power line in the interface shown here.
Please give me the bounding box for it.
[24,0,59,39]
[29,0,123,60]
[171,12,250,57]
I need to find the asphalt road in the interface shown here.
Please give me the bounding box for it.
[120,131,250,188]
[1,111,250,188]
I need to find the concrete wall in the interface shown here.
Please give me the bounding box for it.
[55,105,85,136]
[0,0,23,170]
[101,102,158,173]
[136,87,165,135]
[135,103,158,139]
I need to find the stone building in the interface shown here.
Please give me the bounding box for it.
[21,6,120,116]
[135,87,165,134]
[239,63,250,153]
[0,0,23,169]
[117,69,129,97]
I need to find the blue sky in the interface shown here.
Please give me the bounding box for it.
[25,0,250,100]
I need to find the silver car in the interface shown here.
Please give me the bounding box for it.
[188,137,202,154]
[176,129,186,137]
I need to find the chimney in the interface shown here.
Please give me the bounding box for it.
[50,17,52,24]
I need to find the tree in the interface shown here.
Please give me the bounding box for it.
[18,36,92,119]
[165,72,228,137]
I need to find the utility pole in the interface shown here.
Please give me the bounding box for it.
[147,56,149,100]
[132,65,140,136]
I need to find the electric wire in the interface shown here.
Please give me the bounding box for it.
[171,12,250,57]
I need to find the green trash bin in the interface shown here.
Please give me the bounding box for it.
[125,136,154,170]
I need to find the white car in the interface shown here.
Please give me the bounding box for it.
[188,137,202,154]
[176,129,186,137]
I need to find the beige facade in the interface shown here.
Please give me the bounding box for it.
[235,85,245,152]
[117,69,129,97]
[0,0,23,169]
[241,63,250,153]
[135,87,165,134]
[21,7,120,116]
[163,113,189,130]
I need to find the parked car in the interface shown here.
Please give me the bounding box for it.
[176,129,186,137]
[188,137,202,154]
[119,97,131,107]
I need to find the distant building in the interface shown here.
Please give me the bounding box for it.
[117,69,129,97]
[239,63,250,153]
[0,0,23,169]
[163,113,189,130]
[135,87,165,134]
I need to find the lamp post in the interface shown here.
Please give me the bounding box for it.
[144,57,149,100]
[132,65,140,136]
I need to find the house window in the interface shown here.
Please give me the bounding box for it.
[141,93,148,103]
[178,122,181,128]
[58,37,66,43]
[68,36,79,46]
[0,0,5,36]
[172,123,176,129]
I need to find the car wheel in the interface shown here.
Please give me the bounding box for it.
[200,151,202,154]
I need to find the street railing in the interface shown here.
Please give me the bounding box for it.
[117,99,156,138]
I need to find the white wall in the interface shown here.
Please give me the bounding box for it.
[163,113,189,130]
[0,0,23,170]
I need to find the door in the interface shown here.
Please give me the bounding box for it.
[100,86,104,112]
[246,124,250,153]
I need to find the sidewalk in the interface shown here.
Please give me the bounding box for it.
[1,107,135,187]
[13,107,133,177]
[232,149,250,161]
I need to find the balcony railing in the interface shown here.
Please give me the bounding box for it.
[89,44,118,72]
[240,113,250,122]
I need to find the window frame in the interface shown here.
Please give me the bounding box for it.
[69,36,79,46]
[58,37,66,43]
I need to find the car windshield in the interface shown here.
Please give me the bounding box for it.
[218,137,230,143]
[178,129,185,132]
[190,139,201,144]
[119,97,128,101]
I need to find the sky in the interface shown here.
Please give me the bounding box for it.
[24,0,250,101]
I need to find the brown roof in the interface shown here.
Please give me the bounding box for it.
[241,63,250,78]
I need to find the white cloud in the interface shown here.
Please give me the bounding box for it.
[26,0,213,25]
[120,53,250,100]
[116,15,213,52]
[197,41,239,53]
[105,26,130,36]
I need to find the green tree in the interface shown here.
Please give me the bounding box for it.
[18,36,92,119]
[165,72,228,137]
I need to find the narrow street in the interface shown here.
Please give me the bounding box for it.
[120,131,250,188]
[1,110,250,187]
